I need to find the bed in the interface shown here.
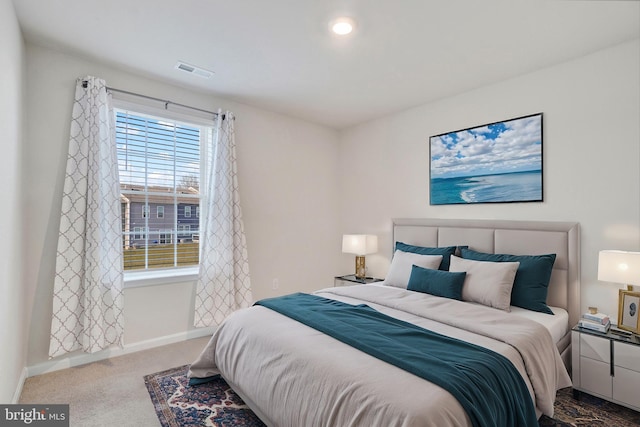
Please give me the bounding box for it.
[189,218,581,426]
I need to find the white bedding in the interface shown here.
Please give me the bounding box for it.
[380,282,570,345]
[510,305,569,346]
[189,284,572,426]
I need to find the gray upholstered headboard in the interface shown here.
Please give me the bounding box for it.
[392,218,581,327]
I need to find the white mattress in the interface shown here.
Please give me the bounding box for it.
[510,305,569,345]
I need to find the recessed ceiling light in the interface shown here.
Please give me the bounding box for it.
[330,17,355,36]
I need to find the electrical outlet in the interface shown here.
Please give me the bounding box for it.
[272,279,279,289]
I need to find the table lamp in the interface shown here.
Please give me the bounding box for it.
[342,234,378,279]
[598,250,640,291]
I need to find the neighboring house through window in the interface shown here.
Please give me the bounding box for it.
[116,107,210,274]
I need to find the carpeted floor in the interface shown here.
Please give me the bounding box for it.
[145,366,640,427]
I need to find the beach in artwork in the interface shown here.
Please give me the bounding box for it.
[430,170,541,205]
[429,114,543,205]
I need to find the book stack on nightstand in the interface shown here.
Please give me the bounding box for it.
[578,312,610,333]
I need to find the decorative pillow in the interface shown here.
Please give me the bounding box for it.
[395,242,460,271]
[407,265,466,300]
[449,255,519,311]
[460,248,556,315]
[384,250,443,289]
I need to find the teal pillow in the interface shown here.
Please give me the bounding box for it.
[460,248,556,315]
[407,265,466,300]
[395,242,459,271]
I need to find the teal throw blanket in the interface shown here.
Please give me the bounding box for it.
[256,293,538,427]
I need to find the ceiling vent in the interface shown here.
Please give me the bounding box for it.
[175,61,214,79]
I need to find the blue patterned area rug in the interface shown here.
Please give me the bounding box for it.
[144,365,265,427]
[145,366,640,426]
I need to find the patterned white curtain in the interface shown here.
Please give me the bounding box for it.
[49,76,124,358]
[194,111,252,327]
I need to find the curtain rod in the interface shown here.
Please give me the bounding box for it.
[81,80,222,119]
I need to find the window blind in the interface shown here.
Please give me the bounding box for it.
[116,110,203,271]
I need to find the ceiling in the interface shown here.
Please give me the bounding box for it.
[12,0,640,129]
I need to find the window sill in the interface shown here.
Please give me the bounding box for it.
[124,266,199,288]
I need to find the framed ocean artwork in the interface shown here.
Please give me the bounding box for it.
[429,113,543,205]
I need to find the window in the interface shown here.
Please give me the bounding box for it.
[196,206,200,218]
[133,227,147,240]
[159,229,172,244]
[117,108,209,273]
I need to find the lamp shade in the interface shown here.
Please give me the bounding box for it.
[598,250,640,285]
[342,234,378,255]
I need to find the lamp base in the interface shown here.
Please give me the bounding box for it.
[355,255,366,279]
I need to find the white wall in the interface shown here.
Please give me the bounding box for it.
[23,43,342,368]
[338,39,640,319]
[0,0,26,403]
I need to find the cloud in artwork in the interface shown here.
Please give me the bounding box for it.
[430,115,542,179]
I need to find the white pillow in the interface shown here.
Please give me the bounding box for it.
[384,250,443,289]
[449,255,519,311]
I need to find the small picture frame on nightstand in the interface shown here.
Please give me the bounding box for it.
[618,290,640,334]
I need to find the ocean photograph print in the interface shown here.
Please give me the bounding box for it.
[429,113,543,205]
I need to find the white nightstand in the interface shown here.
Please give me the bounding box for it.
[571,325,640,411]
[334,275,383,287]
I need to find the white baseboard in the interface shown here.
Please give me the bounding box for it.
[26,327,215,378]
[12,367,28,404]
